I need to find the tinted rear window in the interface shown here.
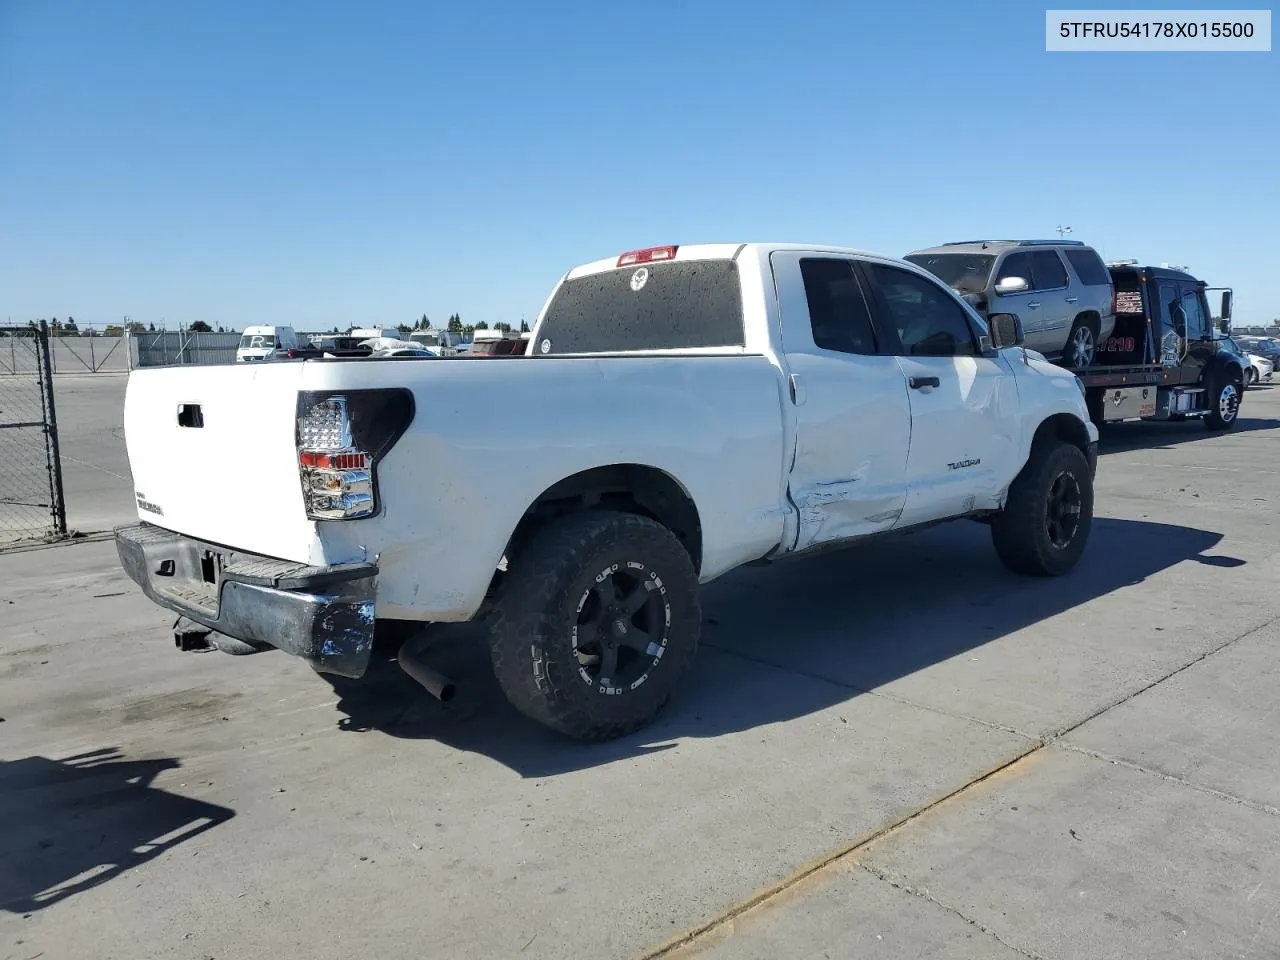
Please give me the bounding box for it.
[1064,248,1111,286]
[534,260,745,354]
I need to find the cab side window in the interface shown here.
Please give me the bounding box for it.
[799,258,879,355]
[864,263,977,357]
[1177,284,1209,341]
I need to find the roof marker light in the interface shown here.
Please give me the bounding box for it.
[617,245,678,267]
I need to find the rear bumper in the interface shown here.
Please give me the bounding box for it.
[115,522,378,678]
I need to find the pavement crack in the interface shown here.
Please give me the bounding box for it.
[857,861,1047,960]
[1037,612,1280,744]
[635,742,1043,960]
[1056,743,1280,818]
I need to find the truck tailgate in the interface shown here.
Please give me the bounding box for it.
[123,362,319,563]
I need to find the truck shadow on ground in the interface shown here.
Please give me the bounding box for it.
[326,516,1230,777]
[1096,413,1278,454]
[0,748,234,914]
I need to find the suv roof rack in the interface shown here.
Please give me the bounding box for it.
[939,240,1001,246]
[1018,239,1085,246]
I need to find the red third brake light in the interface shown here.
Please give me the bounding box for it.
[617,245,678,267]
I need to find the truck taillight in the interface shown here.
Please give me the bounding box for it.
[295,390,414,521]
[617,245,678,267]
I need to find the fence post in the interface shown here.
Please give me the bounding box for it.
[90,335,96,372]
[37,321,68,537]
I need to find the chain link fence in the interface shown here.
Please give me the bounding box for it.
[0,323,68,546]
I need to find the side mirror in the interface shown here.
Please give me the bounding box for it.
[988,313,1024,350]
[1221,291,1232,320]
[994,276,1030,296]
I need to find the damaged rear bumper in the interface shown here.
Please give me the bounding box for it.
[114,521,378,678]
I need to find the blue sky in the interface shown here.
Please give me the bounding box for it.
[1,0,1276,330]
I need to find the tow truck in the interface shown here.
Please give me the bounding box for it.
[1067,262,1245,430]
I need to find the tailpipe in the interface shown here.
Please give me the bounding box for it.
[397,637,457,702]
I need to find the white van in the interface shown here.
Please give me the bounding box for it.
[236,325,298,362]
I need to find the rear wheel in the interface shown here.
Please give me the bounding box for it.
[1204,375,1242,431]
[486,510,701,741]
[991,440,1094,576]
[1065,317,1098,370]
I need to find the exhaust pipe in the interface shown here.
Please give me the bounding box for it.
[397,638,456,702]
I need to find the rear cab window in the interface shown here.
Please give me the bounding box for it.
[534,259,745,354]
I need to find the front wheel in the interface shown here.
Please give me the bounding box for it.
[1204,376,1242,431]
[991,441,1094,576]
[486,510,701,741]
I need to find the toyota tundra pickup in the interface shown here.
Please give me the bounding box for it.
[115,242,1099,741]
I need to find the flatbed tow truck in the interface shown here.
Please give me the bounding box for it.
[1068,262,1245,431]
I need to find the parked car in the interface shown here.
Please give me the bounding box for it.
[369,345,439,358]
[1221,337,1275,386]
[1240,337,1280,371]
[115,242,1098,741]
[235,325,299,362]
[904,240,1116,370]
[465,334,527,357]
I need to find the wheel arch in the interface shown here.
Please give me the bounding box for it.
[1072,308,1102,331]
[503,463,703,575]
[1031,412,1093,459]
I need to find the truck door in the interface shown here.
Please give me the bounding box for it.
[1173,282,1214,386]
[858,260,1023,529]
[769,251,911,549]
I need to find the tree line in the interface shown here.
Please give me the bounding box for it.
[30,314,534,337]
[395,314,529,336]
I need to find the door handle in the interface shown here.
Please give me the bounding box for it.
[789,373,806,406]
[1027,302,1041,309]
[909,376,940,390]
[1065,296,1079,303]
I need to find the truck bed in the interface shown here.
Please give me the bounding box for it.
[121,352,792,620]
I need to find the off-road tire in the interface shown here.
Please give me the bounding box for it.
[485,510,701,741]
[1204,372,1243,431]
[991,440,1094,577]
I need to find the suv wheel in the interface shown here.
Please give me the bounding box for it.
[486,510,701,741]
[1065,318,1097,370]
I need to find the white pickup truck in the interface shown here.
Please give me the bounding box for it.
[116,242,1099,741]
